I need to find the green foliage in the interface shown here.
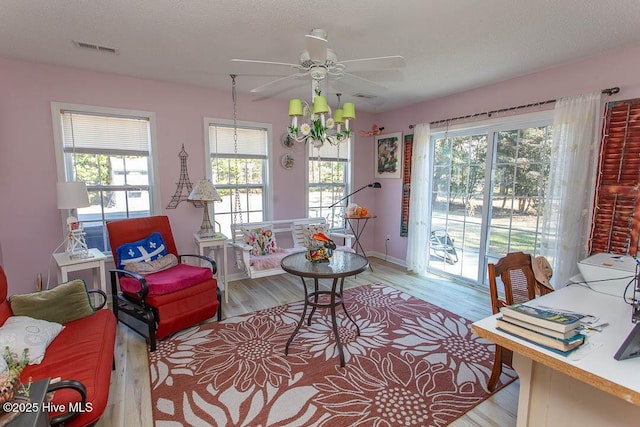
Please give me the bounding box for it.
[3,347,28,377]
[433,126,551,216]
[2,347,31,396]
[73,153,111,186]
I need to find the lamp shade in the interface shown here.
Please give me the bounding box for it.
[56,181,90,209]
[312,96,329,114]
[333,108,344,124]
[188,179,222,202]
[342,102,356,119]
[288,99,303,117]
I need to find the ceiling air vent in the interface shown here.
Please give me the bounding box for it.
[353,93,377,99]
[72,40,120,55]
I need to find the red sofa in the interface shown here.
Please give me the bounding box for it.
[0,266,117,427]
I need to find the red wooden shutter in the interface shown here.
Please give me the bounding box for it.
[590,99,640,256]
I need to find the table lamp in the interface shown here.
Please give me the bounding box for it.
[188,179,223,238]
[56,181,91,258]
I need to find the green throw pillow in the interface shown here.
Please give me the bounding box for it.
[9,279,95,324]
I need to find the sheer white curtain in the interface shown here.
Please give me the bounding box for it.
[541,91,602,288]
[406,123,432,274]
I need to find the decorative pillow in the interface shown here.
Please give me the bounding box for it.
[124,253,179,276]
[9,279,95,324]
[303,223,329,247]
[116,232,168,270]
[0,316,64,365]
[243,226,278,256]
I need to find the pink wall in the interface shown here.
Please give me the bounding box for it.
[3,43,640,294]
[0,57,376,294]
[372,43,640,263]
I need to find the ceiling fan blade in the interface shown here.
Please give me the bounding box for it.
[251,79,310,101]
[305,34,327,63]
[331,72,389,96]
[231,58,302,70]
[250,73,308,94]
[340,55,406,72]
[347,69,405,82]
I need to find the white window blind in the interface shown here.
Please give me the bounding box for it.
[308,141,349,160]
[61,110,150,153]
[209,125,267,156]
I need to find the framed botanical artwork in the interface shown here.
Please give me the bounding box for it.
[375,132,402,179]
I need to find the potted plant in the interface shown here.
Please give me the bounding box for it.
[0,348,30,408]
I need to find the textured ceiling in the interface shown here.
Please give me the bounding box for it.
[2,0,640,112]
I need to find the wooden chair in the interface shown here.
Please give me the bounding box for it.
[107,216,221,351]
[487,251,553,391]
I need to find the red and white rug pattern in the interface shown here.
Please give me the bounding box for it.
[149,284,514,426]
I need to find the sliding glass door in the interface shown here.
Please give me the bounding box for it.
[428,112,552,287]
[430,132,487,280]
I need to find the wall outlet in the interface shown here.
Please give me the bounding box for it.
[386,234,392,241]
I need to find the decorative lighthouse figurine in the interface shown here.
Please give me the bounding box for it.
[65,216,89,259]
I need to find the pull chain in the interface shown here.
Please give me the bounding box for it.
[231,75,243,241]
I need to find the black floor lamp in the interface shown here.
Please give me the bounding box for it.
[329,182,382,209]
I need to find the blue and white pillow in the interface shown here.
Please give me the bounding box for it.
[116,232,168,270]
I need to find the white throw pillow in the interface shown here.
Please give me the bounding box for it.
[0,316,64,365]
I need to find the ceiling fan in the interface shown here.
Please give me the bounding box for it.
[231,29,405,97]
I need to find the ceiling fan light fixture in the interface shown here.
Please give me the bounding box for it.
[310,66,328,80]
[342,102,356,120]
[312,96,329,114]
[289,99,303,116]
[288,90,354,148]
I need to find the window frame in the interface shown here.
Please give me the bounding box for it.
[306,138,353,230]
[203,117,273,234]
[428,110,553,286]
[51,102,160,253]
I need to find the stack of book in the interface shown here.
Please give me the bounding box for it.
[497,303,586,354]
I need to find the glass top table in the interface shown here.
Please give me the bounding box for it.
[281,251,369,367]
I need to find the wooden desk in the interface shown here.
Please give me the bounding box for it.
[472,285,640,426]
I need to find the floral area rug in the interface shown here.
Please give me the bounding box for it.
[149,284,515,426]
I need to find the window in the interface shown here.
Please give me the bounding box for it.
[52,103,158,253]
[206,119,271,236]
[428,111,552,286]
[307,141,351,229]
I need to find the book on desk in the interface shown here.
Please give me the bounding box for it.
[497,303,588,355]
[500,303,585,333]
[496,317,585,353]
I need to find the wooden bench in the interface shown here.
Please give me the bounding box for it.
[230,217,353,279]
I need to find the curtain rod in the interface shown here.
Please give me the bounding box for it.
[408,86,620,130]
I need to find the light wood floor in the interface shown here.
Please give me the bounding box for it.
[98,257,519,427]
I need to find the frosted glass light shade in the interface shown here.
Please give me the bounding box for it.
[56,181,90,209]
[342,102,356,119]
[288,99,303,116]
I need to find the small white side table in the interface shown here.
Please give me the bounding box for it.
[52,248,107,295]
[194,233,229,303]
